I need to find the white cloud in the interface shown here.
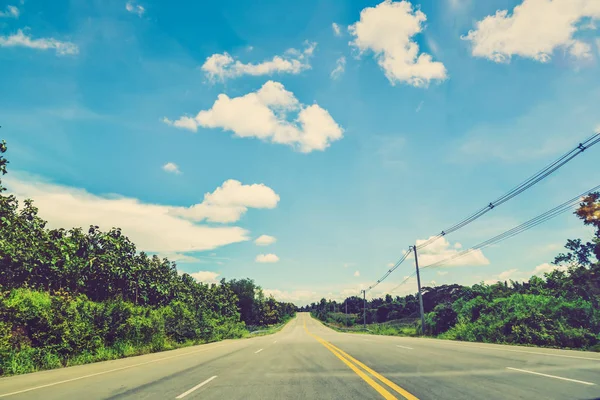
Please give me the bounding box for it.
[163,81,343,153]
[484,263,569,285]
[255,234,276,246]
[169,179,280,223]
[387,262,395,267]
[0,30,78,55]
[4,174,250,255]
[126,1,145,16]
[163,253,200,263]
[533,262,567,276]
[330,56,346,79]
[498,268,519,280]
[463,0,600,63]
[256,253,279,263]
[162,116,197,132]
[354,270,360,277]
[414,236,490,267]
[162,162,181,174]
[187,270,220,285]
[349,0,447,87]
[264,289,319,303]
[201,41,316,81]
[437,271,448,276]
[569,40,593,60]
[0,5,19,18]
[332,22,342,36]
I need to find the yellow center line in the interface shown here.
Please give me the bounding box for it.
[303,321,419,400]
[325,341,419,400]
[303,320,397,400]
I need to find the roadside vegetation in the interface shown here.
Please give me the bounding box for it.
[308,191,600,351]
[0,141,296,376]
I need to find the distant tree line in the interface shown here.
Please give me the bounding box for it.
[305,192,600,350]
[0,140,296,375]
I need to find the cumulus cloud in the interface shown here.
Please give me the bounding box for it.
[162,116,197,131]
[0,30,78,55]
[163,253,200,263]
[256,253,279,263]
[0,5,19,18]
[332,22,342,36]
[255,234,276,246]
[201,41,316,81]
[330,56,346,79]
[187,270,220,285]
[498,268,519,280]
[532,262,567,276]
[463,0,600,63]
[412,236,490,267]
[484,263,568,285]
[162,162,181,174]
[163,81,343,153]
[349,0,447,87]
[169,179,280,223]
[264,289,319,303]
[126,1,145,16]
[4,174,251,255]
[354,270,360,277]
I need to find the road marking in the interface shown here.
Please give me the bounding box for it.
[255,348,264,354]
[303,319,418,400]
[506,367,595,385]
[326,341,419,400]
[396,345,413,350]
[175,375,218,399]
[0,344,229,398]
[314,335,397,399]
[438,341,600,362]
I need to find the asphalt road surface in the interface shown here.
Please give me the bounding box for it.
[1,313,599,399]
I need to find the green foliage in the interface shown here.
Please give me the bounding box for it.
[307,193,600,350]
[0,140,297,376]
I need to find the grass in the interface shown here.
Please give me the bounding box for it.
[321,319,419,337]
[1,317,296,377]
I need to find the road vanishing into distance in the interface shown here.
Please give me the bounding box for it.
[1,313,599,400]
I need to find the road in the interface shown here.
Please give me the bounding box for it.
[1,313,599,399]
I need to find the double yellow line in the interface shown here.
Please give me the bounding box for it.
[303,320,418,400]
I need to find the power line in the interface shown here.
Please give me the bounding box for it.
[362,247,412,293]
[361,132,599,296]
[389,272,416,293]
[420,183,600,270]
[416,133,600,251]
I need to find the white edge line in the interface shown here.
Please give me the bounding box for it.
[396,345,413,350]
[506,367,595,386]
[255,348,264,354]
[0,344,227,398]
[175,375,218,399]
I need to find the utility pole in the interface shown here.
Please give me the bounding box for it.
[362,290,366,330]
[345,299,348,327]
[413,245,426,335]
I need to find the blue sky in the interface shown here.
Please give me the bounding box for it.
[1,0,599,304]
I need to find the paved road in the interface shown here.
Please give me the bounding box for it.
[1,313,599,399]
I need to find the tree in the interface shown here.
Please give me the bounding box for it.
[555,192,600,266]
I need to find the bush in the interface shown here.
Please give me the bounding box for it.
[444,294,600,348]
